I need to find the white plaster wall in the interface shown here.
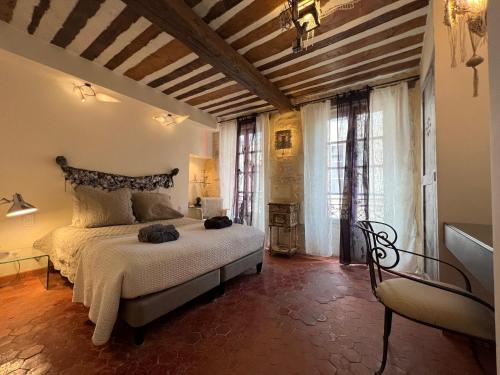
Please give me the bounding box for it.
[0,49,213,274]
[433,0,492,297]
[419,0,492,301]
[487,0,500,369]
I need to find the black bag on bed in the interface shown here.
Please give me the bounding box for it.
[204,216,232,229]
[138,224,180,243]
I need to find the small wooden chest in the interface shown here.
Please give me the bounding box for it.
[269,202,298,227]
[268,202,299,256]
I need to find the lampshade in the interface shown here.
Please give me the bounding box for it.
[5,193,38,218]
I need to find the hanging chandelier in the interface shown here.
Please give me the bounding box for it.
[444,0,488,97]
[279,0,360,53]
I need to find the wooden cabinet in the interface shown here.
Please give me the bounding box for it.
[268,202,298,256]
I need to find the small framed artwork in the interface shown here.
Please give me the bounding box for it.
[275,129,292,150]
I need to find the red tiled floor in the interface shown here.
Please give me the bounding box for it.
[0,253,495,374]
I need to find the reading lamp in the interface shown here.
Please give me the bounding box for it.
[0,193,38,218]
[0,193,37,257]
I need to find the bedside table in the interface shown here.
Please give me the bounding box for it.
[268,202,299,256]
[187,206,203,220]
[0,248,50,289]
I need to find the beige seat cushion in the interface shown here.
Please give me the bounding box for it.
[132,192,183,222]
[376,278,495,341]
[72,186,135,228]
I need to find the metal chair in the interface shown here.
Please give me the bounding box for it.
[355,220,495,374]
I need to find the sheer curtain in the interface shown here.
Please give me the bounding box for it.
[337,91,371,265]
[370,82,422,272]
[218,120,237,218]
[252,113,269,232]
[302,101,338,257]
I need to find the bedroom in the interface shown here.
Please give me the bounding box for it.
[0,0,499,374]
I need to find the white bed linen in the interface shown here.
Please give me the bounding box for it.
[33,218,197,282]
[35,219,264,345]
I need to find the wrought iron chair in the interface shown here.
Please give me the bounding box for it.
[355,220,495,374]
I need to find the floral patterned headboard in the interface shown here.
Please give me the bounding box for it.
[55,156,179,191]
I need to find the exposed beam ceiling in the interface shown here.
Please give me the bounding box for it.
[1,0,430,120]
[122,0,293,112]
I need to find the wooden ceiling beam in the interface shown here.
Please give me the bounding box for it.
[274,32,425,88]
[163,67,219,95]
[105,24,161,70]
[124,39,192,80]
[290,59,420,98]
[208,97,263,114]
[215,103,272,118]
[81,6,140,61]
[186,83,247,107]
[0,0,16,23]
[266,24,425,81]
[51,0,104,48]
[176,77,233,100]
[148,59,206,88]
[123,0,292,112]
[283,48,422,94]
[28,0,50,35]
[199,92,254,111]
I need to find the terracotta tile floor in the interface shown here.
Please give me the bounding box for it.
[0,253,495,375]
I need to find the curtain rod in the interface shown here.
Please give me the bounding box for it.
[295,75,420,108]
[217,108,278,124]
[217,75,420,124]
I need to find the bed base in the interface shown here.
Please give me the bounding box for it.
[120,248,263,345]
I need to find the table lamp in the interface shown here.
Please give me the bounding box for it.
[1,193,38,218]
[0,193,37,257]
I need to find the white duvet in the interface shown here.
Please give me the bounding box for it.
[34,219,264,345]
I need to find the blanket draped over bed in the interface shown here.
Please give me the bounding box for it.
[34,218,264,345]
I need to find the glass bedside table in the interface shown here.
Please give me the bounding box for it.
[0,248,50,289]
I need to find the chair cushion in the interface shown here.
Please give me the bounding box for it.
[376,278,495,341]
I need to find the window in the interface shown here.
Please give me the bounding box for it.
[327,109,384,220]
[233,120,261,224]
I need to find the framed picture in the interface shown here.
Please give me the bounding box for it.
[275,129,292,150]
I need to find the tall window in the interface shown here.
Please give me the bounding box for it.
[327,109,384,220]
[233,117,260,225]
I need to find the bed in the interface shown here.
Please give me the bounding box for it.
[34,218,265,345]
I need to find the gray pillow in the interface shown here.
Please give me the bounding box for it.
[72,186,135,228]
[132,192,183,222]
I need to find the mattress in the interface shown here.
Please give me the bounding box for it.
[33,217,198,283]
[35,219,265,345]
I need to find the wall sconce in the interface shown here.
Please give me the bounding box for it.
[444,0,488,97]
[153,113,189,126]
[73,82,120,103]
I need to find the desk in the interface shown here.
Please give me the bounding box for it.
[444,223,493,293]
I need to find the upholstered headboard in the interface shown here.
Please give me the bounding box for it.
[55,155,179,191]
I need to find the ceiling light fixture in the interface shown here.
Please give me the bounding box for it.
[73,82,120,103]
[153,113,189,126]
[279,0,360,53]
[444,0,488,97]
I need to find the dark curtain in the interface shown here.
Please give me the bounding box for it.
[338,90,371,265]
[232,115,257,225]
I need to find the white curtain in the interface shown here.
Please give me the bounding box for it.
[370,82,422,272]
[302,101,338,257]
[218,120,237,218]
[252,113,269,233]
